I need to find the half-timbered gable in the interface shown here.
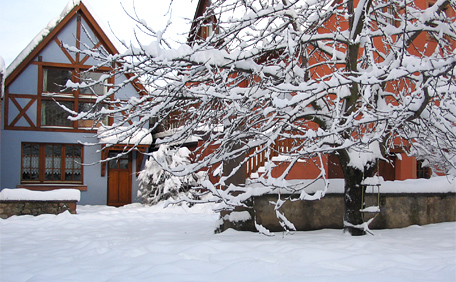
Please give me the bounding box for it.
[1,0,151,206]
[4,1,121,132]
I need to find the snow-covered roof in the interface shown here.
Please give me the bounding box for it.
[0,55,5,98]
[5,0,120,79]
[6,0,78,78]
[0,56,4,73]
[98,126,153,145]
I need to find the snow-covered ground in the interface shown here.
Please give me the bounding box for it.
[1,203,455,282]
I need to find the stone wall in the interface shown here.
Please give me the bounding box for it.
[0,200,77,219]
[251,193,456,232]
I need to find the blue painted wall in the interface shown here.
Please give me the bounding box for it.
[0,127,143,205]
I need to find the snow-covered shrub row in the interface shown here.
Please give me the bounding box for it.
[137,145,206,205]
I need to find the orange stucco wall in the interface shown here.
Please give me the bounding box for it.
[395,154,416,180]
[271,155,328,180]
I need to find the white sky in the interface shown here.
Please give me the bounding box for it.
[0,0,198,68]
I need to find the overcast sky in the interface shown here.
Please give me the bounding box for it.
[0,0,198,68]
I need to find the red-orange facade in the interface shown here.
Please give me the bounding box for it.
[183,0,454,182]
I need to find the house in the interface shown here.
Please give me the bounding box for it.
[0,0,152,206]
[183,0,454,184]
[181,0,455,232]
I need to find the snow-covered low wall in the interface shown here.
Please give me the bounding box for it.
[219,177,456,232]
[0,189,80,219]
[253,192,456,231]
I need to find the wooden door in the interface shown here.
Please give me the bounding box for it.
[107,152,132,206]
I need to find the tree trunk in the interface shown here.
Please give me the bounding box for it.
[337,149,369,236]
[343,166,365,236]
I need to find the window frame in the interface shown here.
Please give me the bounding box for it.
[21,142,84,184]
[426,1,451,41]
[39,65,111,130]
[416,160,431,179]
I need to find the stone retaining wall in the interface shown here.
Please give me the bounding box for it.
[232,193,456,232]
[0,200,77,219]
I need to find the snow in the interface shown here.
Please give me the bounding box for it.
[97,126,153,145]
[347,141,383,170]
[248,176,456,194]
[0,55,5,98]
[224,210,251,222]
[364,176,456,194]
[5,0,139,78]
[1,203,455,281]
[0,56,4,74]
[137,145,205,205]
[0,188,80,201]
[360,206,381,213]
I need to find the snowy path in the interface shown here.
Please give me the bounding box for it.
[1,204,455,282]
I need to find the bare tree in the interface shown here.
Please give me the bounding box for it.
[70,0,456,235]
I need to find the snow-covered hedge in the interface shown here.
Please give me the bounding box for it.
[0,188,81,201]
[137,145,205,205]
[0,188,80,219]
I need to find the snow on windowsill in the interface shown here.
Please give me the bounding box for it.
[0,188,81,202]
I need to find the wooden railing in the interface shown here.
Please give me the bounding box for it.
[156,112,186,132]
[245,146,266,177]
[245,138,294,178]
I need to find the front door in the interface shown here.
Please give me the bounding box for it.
[107,152,132,206]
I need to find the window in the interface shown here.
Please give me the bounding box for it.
[76,100,109,129]
[40,67,110,129]
[416,160,431,179]
[79,72,107,96]
[384,4,396,26]
[43,68,73,94]
[22,144,40,181]
[108,152,129,169]
[426,1,450,41]
[21,143,83,183]
[41,100,73,127]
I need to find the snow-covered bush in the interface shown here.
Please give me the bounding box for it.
[137,145,205,205]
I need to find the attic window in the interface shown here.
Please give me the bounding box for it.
[384,3,396,25]
[40,67,111,129]
[41,100,73,127]
[43,67,72,94]
[79,71,108,96]
[203,23,214,39]
[426,1,450,41]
